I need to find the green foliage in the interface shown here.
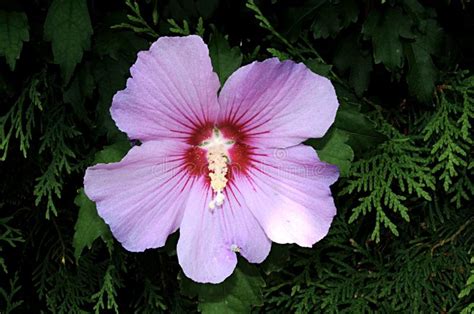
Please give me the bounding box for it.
[0,11,29,70]
[332,101,386,154]
[0,272,24,313]
[73,189,112,261]
[92,25,148,140]
[0,217,23,273]
[342,122,435,241]
[181,262,265,313]
[31,226,100,313]
[262,214,472,313]
[91,264,121,314]
[333,36,372,96]
[63,63,95,119]
[209,30,243,84]
[112,0,159,38]
[73,142,130,260]
[459,257,474,314]
[313,100,386,177]
[405,21,442,101]
[0,74,43,160]
[44,266,92,313]
[276,0,445,99]
[266,48,290,61]
[361,3,443,101]
[92,141,131,164]
[304,58,332,77]
[316,129,353,177]
[362,7,414,71]
[168,19,191,35]
[311,0,358,39]
[33,105,81,218]
[44,0,93,82]
[423,74,474,202]
[1,0,473,313]
[133,278,168,313]
[406,40,438,102]
[246,0,293,54]
[167,17,205,36]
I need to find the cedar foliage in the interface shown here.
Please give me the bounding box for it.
[0,0,473,312]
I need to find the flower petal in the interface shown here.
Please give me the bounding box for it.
[84,141,193,252]
[177,181,236,283]
[111,35,221,142]
[236,145,339,247]
[218,58,339,148]
[177,178,271,283]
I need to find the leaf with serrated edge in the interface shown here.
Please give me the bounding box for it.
[362,8,414,71]
[0,11,29,70]
[334,36,373,96]
[73,189,112,261]
[74,142,130,260]
[44,0,93,82]
[181,261,265,313]
[317,129,354,177]
[311,0,358,39]
[406,43,437,102]
[333,102,387,153]
[209,31,242,85]
[93,141,131,165]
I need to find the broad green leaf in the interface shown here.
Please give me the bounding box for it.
[334,36,373,96]
[362,7,414,71]
[0,11,29,70]
[94,28,148,61]
[406,43,437,103]
[93,141,131,165]
[209,31,242,84]
[63,62,95,120]
[305,58,332,77]
[92,48,133,103]
[181,262,265,313]
[73,142,130,261]
[333,102,386,153]
[406,20,442,102]
[92,27,147,141]
[416,19,443,52]
[44,0,93,82]
[315,129,353,177]
[311,99,386,168]
[311,0,358,39]
[282,0,326,42]
[311,5,341,39]
[73,189,112,261]
[93,57,130,142]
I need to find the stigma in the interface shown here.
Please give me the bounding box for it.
[199,127,234,210]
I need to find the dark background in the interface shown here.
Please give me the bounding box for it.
[0,0,473,312]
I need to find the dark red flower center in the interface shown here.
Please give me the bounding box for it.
[185,121,252,177]
[184,121,253,209]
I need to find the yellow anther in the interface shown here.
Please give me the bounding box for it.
[207,144,229,207]
[200,127,233,210]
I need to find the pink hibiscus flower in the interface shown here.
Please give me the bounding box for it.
[84,35,339,283]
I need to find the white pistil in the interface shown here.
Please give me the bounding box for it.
[200,127,234,211]
[208,191,225,211]
[207,145,228,210]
